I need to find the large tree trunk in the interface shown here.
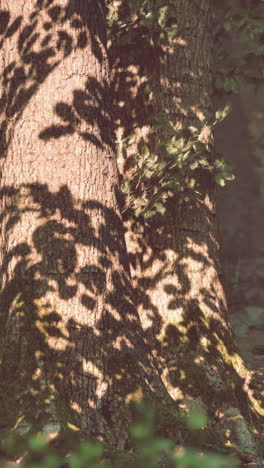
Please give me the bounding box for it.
[111,0,263,459]
[0,0,175,449]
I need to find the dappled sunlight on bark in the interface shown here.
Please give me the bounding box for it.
[110,0,263,459]
[0,0,175,449]
[0,0,263,463]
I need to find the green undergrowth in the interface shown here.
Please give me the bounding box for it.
[0,404,238,468]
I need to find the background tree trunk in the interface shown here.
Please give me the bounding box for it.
[0,0,174,448]
[111,0,263,459]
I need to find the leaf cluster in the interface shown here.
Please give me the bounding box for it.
[107,1,241,229]
[119,106,234,227]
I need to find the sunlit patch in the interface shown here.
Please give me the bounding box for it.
[126,386,143,404]
[56,372,64,380]
[216,409,225,419]
[113,336,133,351]
[162,382,184,401]
[35,350,44,359]
[82,359,102,378]
[180,370,186,380]
[71,401,82,414]
[31,367,42,381]
[47,337,70,351]
[174,446,185,457]
[174,38,187,46]
[87,399,96,409]
[194,356,205,364]
[190,108,206,122]
[200,336,209,350]
[53,230,74,241]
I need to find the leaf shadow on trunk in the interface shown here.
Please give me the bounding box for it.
[0,182,173,447]
[0,0,263,460]
[0,0,106,159]
[0,0,177,451]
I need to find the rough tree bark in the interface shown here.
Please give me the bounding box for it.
[0,0,176,451]
[111,0,264,460]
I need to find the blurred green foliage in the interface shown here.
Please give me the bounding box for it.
[0,404,236,468]
[213,0,264,94]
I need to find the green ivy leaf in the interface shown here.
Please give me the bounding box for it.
[189,160,198,170]
[155,202,166,215]
[215,174,226,186]
[140,144,150,157]
[158,5,169,27]
[187,178,196,188]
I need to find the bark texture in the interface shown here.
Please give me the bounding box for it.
[0,0,174,448]
[111,0,264,459]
